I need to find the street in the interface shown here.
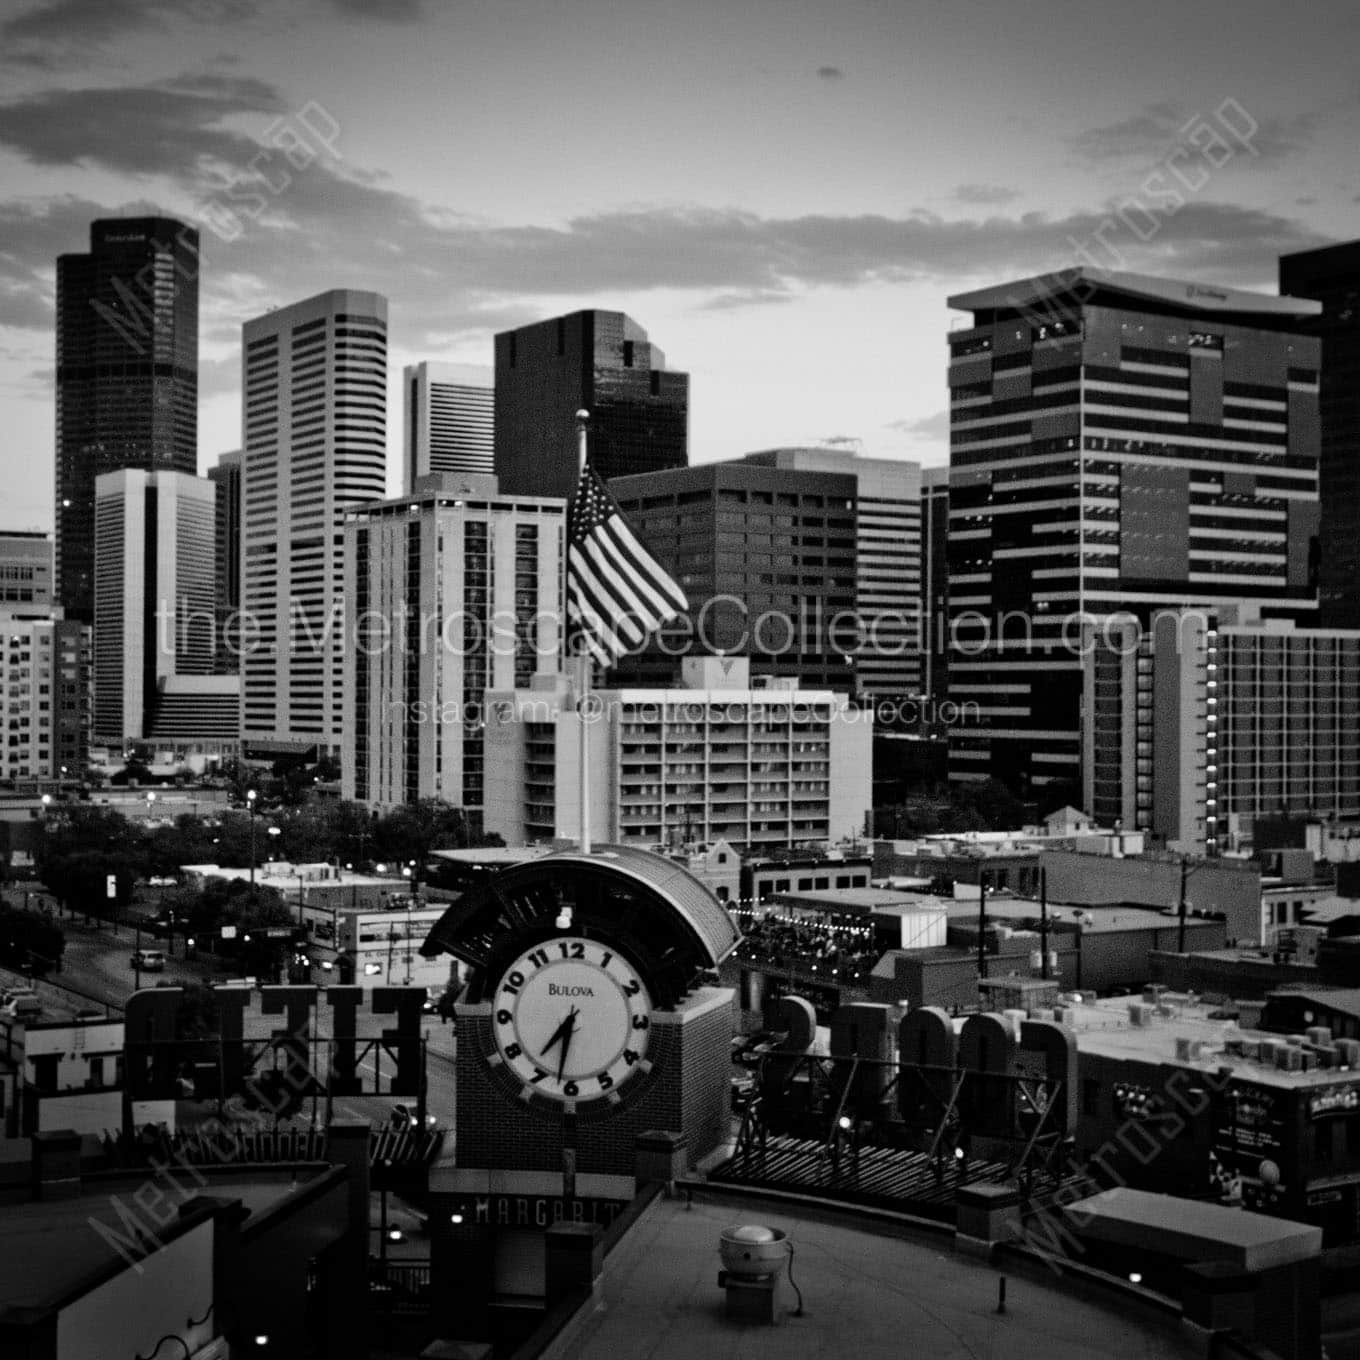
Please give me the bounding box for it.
[3,883,457,1129]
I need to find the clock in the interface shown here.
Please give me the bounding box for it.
[490,935,654,1103]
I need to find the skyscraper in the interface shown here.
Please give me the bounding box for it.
[1280,241,1360,627]
[55,217,199,623]
[92,469,230,746]
[921,466,950,701]
[403,362,494,489]
[740,448,923,697]
[342,473,565,814]
[241,290,388,759]
[494,310,687,497]
[609,461,859,692]
[944,268,1321,810]
[208,451,241,672]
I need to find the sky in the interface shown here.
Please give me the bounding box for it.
[0,0,1358,528]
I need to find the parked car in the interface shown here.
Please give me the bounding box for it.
[130,948,166,972]
[72,1007,106,1023]
[2,993,41,1019]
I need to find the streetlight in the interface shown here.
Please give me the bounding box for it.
[247,789,259,898]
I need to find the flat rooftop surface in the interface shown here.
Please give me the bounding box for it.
[1069,1188,1321,1271]
[0,1167,328,1312]
[558,1190,1198,1360]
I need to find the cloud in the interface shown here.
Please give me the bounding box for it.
[1070,100,1318,165]
[1,0,421,66]
[0,0,259,66]
[887,409,950,440]
[328,0,423,17]
[0,75,1328,361]
[0,75,285,175]
[954,184,1020,206]
[816,66,844,80]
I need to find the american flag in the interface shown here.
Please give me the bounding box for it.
[566,461,688,667]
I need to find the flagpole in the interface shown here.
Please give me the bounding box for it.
[576,409,592,856]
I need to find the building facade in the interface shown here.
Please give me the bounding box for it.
[241,290,388,759]
[0,532,55,610]
[482,656,873,852]
[208,449,241,672]
[403,361,494,488]
[741,448,923,696]
[609,460,860,692]
[0,613,89,784]
[341,474,564,815]
[946,268,1321,802]
[494,310,688,497]
[55,217,199,623]
[91,469,236,757]
[1280,240,1360,628]
[921,466,950,701]
[1086,608,1360,856]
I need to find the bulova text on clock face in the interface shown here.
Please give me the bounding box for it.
[491,935,653,1101]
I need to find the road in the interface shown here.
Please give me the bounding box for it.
[4,886,456,1128]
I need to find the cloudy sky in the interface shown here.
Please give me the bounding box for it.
[1,0,1358,527]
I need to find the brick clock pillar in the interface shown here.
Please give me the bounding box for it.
[419,846,741,1349]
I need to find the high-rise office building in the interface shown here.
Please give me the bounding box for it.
[609,461,859,693]
[403,362,494,489]
[55,218,199,622]
[1280,241,1360,628]
[740,448,922,696]
[494,310,687,497]
[945,268,1321,808]
[92,469,236,750]
[341,474,564,814]
[241,290,388,759]
[921,467,950,701]
[208,451,241,673]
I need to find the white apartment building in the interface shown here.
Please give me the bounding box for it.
[341,474,564,816]
[483,656,873,852]
[403,361,494,489]
[0,613,88,782]
[241,290,388,759]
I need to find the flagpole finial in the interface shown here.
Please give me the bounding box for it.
[575,409,590,424]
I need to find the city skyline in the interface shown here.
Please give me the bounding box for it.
[1,0,1359,527]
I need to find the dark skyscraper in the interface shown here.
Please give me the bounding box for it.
[609,461,859,693]
[944,268,1320,812]
[55,217,199,623]
[1280,241,1360,628]
[494,310,687,497]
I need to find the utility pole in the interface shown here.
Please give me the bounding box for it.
[1177,855,1190,953]
[977,869,988,983]
[1039,865,1050,980]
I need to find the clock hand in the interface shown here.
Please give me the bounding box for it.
[556,1008,579,1083]
[540,1006,579,1069]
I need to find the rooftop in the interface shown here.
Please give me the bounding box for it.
[0,1163,335,1315]
[948,267,1322,320]
[1065,992,1360,1090]
[555,1188,1199,1360]
[774,888,951,915]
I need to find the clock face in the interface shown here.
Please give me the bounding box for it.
[491,935,653,1103]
